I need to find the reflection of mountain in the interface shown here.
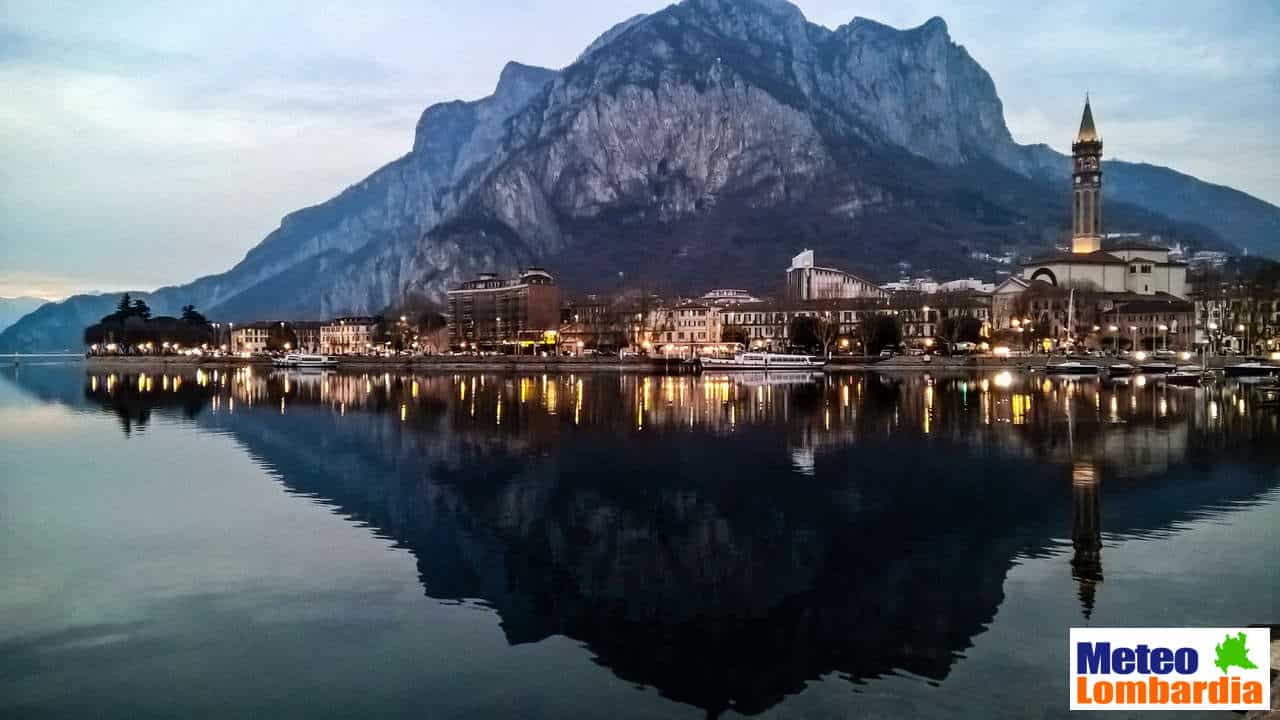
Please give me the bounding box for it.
[11,365,1280,716]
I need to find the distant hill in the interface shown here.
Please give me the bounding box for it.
[0,296,48,335]
[4,0,1278,352]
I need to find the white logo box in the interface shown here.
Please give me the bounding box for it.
[1069,627,1271,711]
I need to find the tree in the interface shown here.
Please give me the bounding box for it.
[130,298,151,321]
[939,315,983,346]
[266,322,297,351]
[864,314,901,355]
[815,313,840,357]
[788,315,819,351]
[115,293,133,318]
[180,304,208,326]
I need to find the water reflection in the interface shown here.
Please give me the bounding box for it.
[10,365,1280,716]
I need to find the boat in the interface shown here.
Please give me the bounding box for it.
[1139,361,1176,374]
[699,352,825,370]
[1251,379,1280,405]
[1107,363,1135,376]
[272,353,339,369]
[1223,361,1280,378]
[1045,361,1100,375]
[1163,365,1204,387]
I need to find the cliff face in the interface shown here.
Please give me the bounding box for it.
[4,0,1277,350]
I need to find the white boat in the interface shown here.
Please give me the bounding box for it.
[272,353,339,369]
[699,352,825,370]
[1139,360,1176,374]
[1107,363,1135,376]
[1046,361,1100,375]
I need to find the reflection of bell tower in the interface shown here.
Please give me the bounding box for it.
[1071,96,1103,254]
[1070,463,1103,620]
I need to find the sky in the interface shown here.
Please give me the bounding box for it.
[1,0,1276,300]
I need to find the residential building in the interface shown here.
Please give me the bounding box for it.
[785,250,887,301]
[321,316,379,354]
[231,323,271,355]
[292,321,323,353]
[719,294,989,352]
[447,268,561,350]
[1100,297,1195,351]
[646,304,723,356]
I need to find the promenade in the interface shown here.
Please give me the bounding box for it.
[72,353,1250,373]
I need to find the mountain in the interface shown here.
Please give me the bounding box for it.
[4,0,1278,351]
[0,297,48,335]
[0,293,144,352]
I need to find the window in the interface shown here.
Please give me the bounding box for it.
[1141,265,1152,274]
[1130,266,1137,274]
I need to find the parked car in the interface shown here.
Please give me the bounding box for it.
[879,349,895,358]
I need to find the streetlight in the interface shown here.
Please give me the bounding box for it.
[1158,324,1168,351]
[1129,325,1138,353]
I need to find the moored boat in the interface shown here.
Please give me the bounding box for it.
[699,352,824,371]
[1223,361,1280,378]
[272,353,339,369]
[1046,361,1099,375]
[1107,363,1135,376]
[1163,366,1204,387]
[1251,379,1280,405]
[1139,361,1176,374]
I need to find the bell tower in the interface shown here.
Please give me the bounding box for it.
[1071,96,1103,254]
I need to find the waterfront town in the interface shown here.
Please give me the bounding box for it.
[84,101,1280,364]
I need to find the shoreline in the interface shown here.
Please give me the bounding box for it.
[50,354,1253,373]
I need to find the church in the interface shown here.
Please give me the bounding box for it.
[1019,98,1187,298]
[990,99,1194,349]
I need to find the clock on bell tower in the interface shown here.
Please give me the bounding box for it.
[1071,96,1103,254]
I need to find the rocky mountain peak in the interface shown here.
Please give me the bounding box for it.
[495,61,558,97]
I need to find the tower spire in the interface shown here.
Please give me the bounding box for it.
[1076,95,1098,143]
[1071,96,1103,253]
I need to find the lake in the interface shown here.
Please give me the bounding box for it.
[1,362,1276,718]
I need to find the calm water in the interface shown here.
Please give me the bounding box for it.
[1,362,1276,719]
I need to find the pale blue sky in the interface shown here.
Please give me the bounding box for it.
[1,0,1276,299]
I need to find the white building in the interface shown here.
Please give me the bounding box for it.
[700,289,760,305]
[785,250,887,301]
[1021,241,1188,298]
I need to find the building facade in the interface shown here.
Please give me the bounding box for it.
[292,321,322,353]
[785,250,887,302]
[230,323,270,355]
[447,268,562,350]
[646,304,724,355]
[321,316,379,355]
